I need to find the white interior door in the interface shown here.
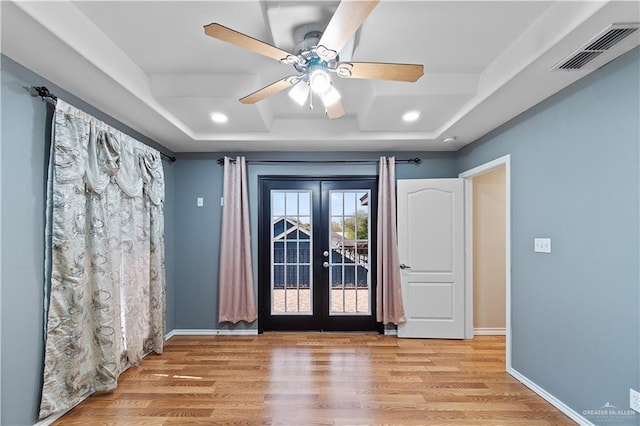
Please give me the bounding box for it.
[397,179,465,338]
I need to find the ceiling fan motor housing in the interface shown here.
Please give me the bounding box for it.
[292,29,339,77]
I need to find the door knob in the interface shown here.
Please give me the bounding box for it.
[323,250,329,257]
[400,263,411,269]
[323,261,329,268]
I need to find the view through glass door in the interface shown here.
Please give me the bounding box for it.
[259,177,379,332]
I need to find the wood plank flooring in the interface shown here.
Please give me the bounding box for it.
[54,334,575,425]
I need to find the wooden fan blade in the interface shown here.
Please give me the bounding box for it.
[204,23,293,62]
[239,77,297,104]
[344,62,424,82]
[318,0,379,56]
[325,99,346,119]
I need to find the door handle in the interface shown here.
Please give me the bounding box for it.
[323,261,330,268]
[400,263,411,269]
[323,250,329,257]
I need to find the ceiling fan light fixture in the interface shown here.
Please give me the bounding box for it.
[210,112,228,123]
[320,84,341,107]
[309,67,331,94]
[288,81,310,106]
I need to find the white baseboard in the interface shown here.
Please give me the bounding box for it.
[34,410,69,426]
[34,389,94,426]
[165,329,258,340]
[508,367,593,425]
[474,327,506,336]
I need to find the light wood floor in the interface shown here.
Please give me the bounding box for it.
[54,334,575,425]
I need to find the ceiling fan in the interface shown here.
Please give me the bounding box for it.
[203,0,424,119]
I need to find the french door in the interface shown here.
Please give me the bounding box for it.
[258,177,380,332]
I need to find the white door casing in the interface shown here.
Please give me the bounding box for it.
[397,179,465,338]
[459,154,511,366]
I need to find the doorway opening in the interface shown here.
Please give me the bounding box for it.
[258,176,381,333]
[460,155,511,369]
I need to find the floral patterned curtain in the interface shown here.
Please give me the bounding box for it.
[39,100,166,419]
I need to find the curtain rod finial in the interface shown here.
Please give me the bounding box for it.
[32,86,57,101]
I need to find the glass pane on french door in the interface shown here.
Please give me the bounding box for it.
[271,190,312,314]
[329,190,371,315]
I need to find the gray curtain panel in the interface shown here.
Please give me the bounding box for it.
[39,100,166,419]
[218,156,257,324]
[376,156,406,324]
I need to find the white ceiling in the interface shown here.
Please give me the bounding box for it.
[2,1,639,153]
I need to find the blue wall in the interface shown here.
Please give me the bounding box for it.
[173,151,457,330]
[0,55,176,425]
[457,47,639,423]
[164,162,176,333]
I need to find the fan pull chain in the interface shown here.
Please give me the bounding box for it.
[309,92,314,110]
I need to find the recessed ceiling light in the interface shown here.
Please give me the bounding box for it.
[210,112,228,123]
[442,137,457,144]
[402,110,420,122]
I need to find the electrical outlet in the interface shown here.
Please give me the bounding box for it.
[630,388,640,413]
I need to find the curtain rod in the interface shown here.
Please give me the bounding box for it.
[217,157,422,166]
[31,86,177,163]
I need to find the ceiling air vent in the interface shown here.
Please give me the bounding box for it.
[552,23,639,71]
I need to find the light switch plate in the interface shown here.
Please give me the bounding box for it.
[534,238,551,253]
[631,388,640,413]
[196,197,204,207]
